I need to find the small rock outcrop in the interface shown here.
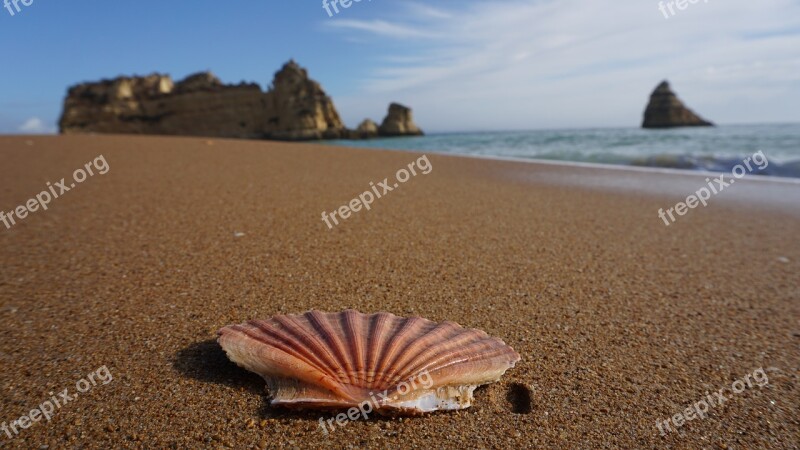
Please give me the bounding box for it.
[59,60,420,141]
[379,103,423,137]
[354,119,379,138]
[642,81,713,128]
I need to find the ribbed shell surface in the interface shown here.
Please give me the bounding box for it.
[218,310,520,409]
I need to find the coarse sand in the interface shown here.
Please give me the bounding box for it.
[0,135,798,449]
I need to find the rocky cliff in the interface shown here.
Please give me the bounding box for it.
[59,60,423,140]
[59,71,270,139]
[642,81,713,128]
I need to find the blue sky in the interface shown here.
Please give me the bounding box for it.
[1,0,799,133]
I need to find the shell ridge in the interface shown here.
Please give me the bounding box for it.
[340,310,366,384]
[377,319,443,386]
[370,316,430,389]
[306,311,357,385]
[365,312,393,388]
[381,321,463,386]
[235,323,340,383]
[382,325,480,386]
[420,344,520,384]
[431,339,516,367]
[220,326,350,399]
[269,315,350,383]
[381,319,440,386]
[392,329,501,382]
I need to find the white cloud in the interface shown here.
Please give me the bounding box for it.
[326,19,437,39]
[326,0,800,131]
[18,117,56,134]
[402,3,453,20]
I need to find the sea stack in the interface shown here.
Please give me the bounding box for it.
[379,103,424,137]
[642,81,713,129]
[263,60,347,140]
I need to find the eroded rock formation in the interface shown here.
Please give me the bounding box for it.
[642,81,713,128]
[379,103,424,137]
[59,72,269,139]
[59,60,423,140]
[262,60,347,140]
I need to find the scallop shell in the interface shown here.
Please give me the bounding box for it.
[217,310,520,415]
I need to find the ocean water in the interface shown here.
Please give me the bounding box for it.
[327,124,800,178]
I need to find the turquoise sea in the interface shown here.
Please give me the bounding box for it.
[327,124,800,178]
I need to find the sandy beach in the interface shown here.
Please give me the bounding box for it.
[0,134,798,449]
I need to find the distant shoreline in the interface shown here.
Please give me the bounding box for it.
[325,123,800,180]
